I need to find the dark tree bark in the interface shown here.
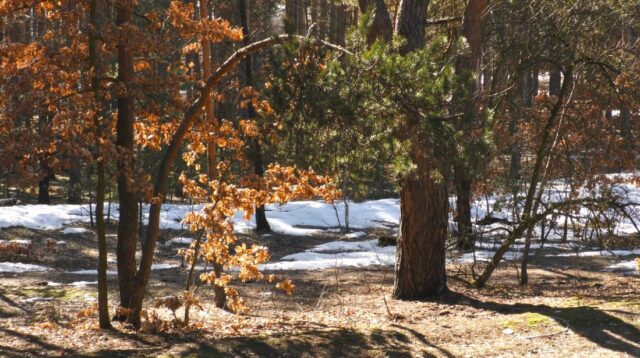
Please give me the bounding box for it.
[453,0,489,251]
[68,159,82,204]
[392,0,449,299]
[454,173,473,249]
[394,0,429,53]
[318,0,328,39]
[240,0,271,235]
[285,0,306,34]
[37,165,54,204]
[335,4,347,46]
[114,0,138,318]
[89,0,111,329]
[361,0,393,45]
[549,68,561,97]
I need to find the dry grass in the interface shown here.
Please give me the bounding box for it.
[0,226,639,357]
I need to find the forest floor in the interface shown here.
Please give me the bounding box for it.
[0,222,639,357]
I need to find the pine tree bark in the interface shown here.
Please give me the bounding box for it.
[394,0,428,53]
[393,165,448,299]
[115,0,138,317]
[318,0,328,39]
[335,4,347,46]
[392,0,449,299]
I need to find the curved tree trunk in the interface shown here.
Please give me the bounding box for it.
[125,35,351,327]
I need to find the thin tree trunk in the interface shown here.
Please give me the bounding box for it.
[90,0,111,329]
[240,0,271,235]
[115,0,138,318]
[125,34,346,327]
[474,68,573,288]
[201,0,226,308]
[454,172,473,250]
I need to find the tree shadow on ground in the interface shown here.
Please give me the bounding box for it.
[445,291,640,356]
[0,326,78,357]
[89,327,453,357]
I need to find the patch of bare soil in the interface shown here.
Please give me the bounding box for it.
[1,226,639,357]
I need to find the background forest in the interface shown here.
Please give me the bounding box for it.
[1,0,639,356]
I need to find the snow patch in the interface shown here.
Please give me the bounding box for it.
[166,237,194,246]
[62,227,91,235]
[606,259,638,273]
[67,263,177,275]
[20,297,53,303]
[261,239,395,271]
[0,262,52,273]
[345,231,367,239]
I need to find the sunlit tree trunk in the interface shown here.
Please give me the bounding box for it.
[392,0,449,299]
[89,0,111,329]
[115,0,138,318]
[199,0,226,309]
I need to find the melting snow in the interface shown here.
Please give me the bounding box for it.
[0,262,51,273]
[606,260,639,273]
[166,237,194,246]
[62,227,91,235]
[345,231,367,239]
[261,239,395,271]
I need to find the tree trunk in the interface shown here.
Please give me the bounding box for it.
[452,0,489,250]
[394,0,429,53]
[393,0,449,298]
[68,159,82,204]
[362,0,393,45]
[454,171,473,250]
[240,0,271,235]
[549,68,561,97]
[318,0,328,39]
[89,0,111,329]
[393,168,448,299]
[335,4,347,46]
[37,166,53,204]
[285,0,305,34]
[115,0,138,318]
[474,69,573,288]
